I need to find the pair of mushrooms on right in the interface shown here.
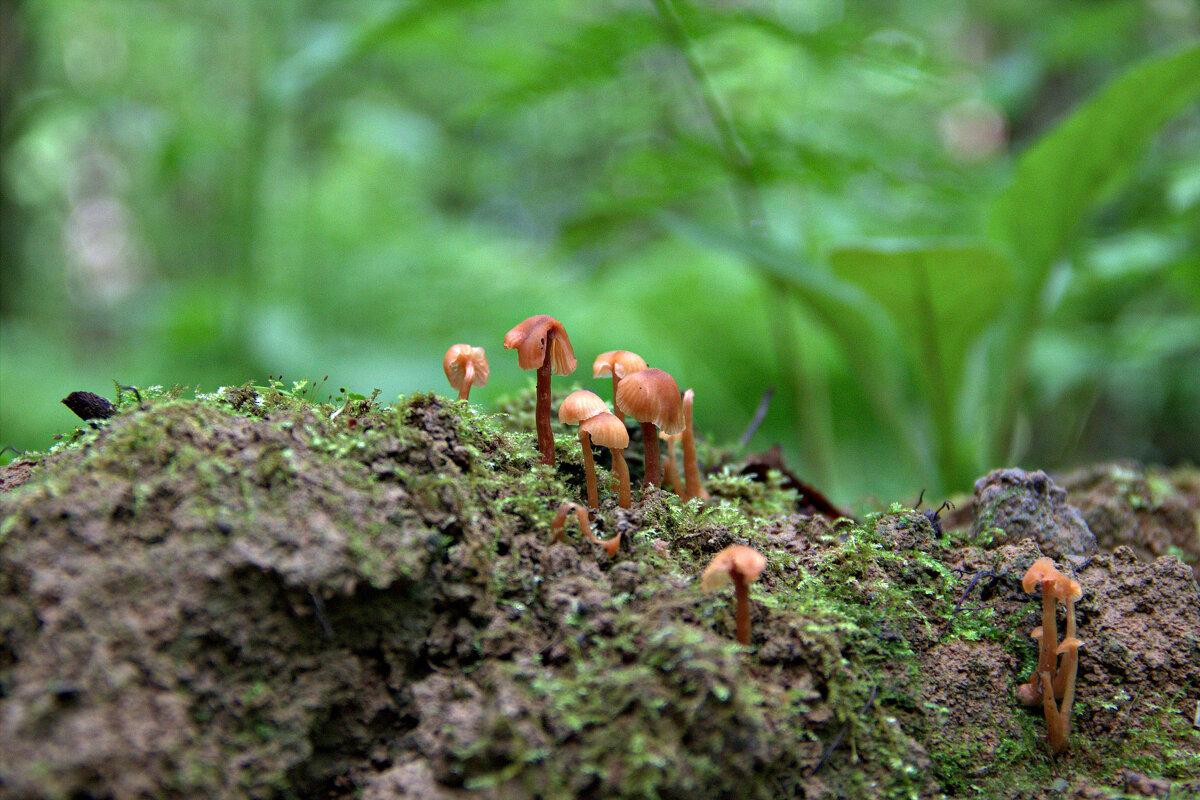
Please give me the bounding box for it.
[1016,557,1084,754]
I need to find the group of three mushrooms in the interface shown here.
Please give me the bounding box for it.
[447,314,707,509]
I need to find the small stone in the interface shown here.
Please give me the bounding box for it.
[970,467,1097,558]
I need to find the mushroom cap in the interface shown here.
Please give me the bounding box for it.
[1056,637,1083,655]
[593,350,648,379]
[559,390,609,425]
[443,344,490,389]
[1021,557,1064,594]
[579,412,629,450]
[503,315,577,375]
[1055,576,1083,603]
[701,544,767,591]
[615,368,684,435]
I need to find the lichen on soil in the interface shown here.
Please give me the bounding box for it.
[1,383,1198,800]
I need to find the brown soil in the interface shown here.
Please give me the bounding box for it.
[1,388,1197,799]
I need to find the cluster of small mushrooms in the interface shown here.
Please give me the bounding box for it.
[444,314,765,645]
[1015,557,1084,753]
[444,314,710,506]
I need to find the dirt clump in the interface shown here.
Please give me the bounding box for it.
[1,388,1198,799]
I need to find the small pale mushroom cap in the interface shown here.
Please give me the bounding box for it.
[1056,637,1083,655]
[701,544,767,591]
[1021,557,1064,594]
[503,315,577,375]
[593,350,648,379]
[443,344,490,390]
[579,412,629,450]
[615,368,684,435]
[559,390,609,425]
[1054,576,1083,603]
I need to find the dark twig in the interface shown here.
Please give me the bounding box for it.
[939,569,995,640]
[1,446,27,458]
[812,684,878,775]
[117,385,146,410]
[738,387,775,448]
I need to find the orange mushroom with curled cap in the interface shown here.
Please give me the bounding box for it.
[593,350,648,425]
[503,315,577,465]
[559,390,613,509]
[701,544,767,645]
[443,344,489,401]
[615,368,684,491]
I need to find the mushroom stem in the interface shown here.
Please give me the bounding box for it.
[734,576,752,645]
[550,501,620,557]
[1042,668,1068,753]
[535,329,555,465]
[611,375,624,425]
[1037,580,1058,700]
[1052,596,1078,699]
[663,437,682,495]
[681,389,709,502]
[458,362,474,401]
[579,430,598,510]
[611,448,631,509]
[642,422,662,489]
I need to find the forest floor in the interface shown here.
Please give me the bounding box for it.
[1,383,1198,800]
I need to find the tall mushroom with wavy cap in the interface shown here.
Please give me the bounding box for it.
[592,350,648,425]
[701,544,767,645]
[559,390,613,509]
[580,412,631,509]
[503,315,577,465]
[442,344,489,401]
[615,368,683,490]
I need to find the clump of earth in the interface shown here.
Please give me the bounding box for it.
[1,384,1197,800]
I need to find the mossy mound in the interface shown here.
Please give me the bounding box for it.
[1,385,1197,799]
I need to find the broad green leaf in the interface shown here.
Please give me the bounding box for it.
[827,240,1015,398]
[990,41,1200,277]
[828,239,1014,485]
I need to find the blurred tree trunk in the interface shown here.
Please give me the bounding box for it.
[0,0,29,315]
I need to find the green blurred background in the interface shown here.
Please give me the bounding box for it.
[2,0,1198,505]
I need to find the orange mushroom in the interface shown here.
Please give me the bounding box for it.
[503,315,577,465]
[1017,557,1084,754]
[581,412,631,509]
[550,501,620,558]
[592,350,648,425]
[615,368,684,490]
[560,390,614,509]
[442,344,489,401]
[701,544,767,645]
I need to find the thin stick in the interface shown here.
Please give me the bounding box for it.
[738,387,775,447]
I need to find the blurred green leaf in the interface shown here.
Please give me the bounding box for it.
[990,41,1200,277]
[828,240,1015,397]
[827,240,1015,484]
